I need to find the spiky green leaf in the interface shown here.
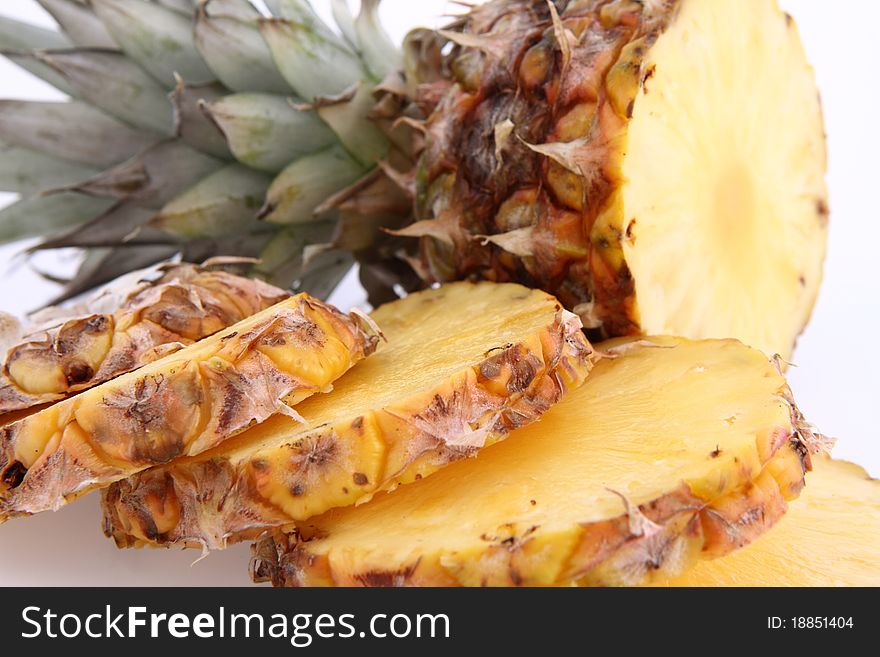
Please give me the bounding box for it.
[355,0,400,80]
[194,0,291,94]
[0,15,76,94]
[259,17,365,100]
[330,0,358,49]
[90,0,213,85]
[204,93,335,173]
[34,201,162,250]
[36,49,173,134]
[255,219,336,282]
[0,100,156,168]
[169,78,232,158]
[0,192,114,244]
[259,145,364,224]
[150,163,272,238]
[0,142,99,195]
[313,82,388,166]
[59,139,224,207]
[37,0,117,47]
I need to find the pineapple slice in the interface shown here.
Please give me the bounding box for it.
[251,336,817,587]
[649,457,880,586]
[1,261,288,414]
[102,282,594,550]
[414,0,827,361]
[0,294,379,521]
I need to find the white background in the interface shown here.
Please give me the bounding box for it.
[0,0,877,586]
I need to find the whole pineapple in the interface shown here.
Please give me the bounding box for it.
[0,0,827,359]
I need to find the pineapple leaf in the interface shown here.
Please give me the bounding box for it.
[255,219,337,284]
[194,0,291,94]
[259,17,365,100]
[36,48,174,135]
[37,0,117,48]
[330,0,358,49]
[170,78,232,158]
[54,139,224,207]
[150,163,272,238]
[259,145,365,224]
[294,249,354,299]
[204,93,336,173]
[0,15,77,95]
[309,82,389,166]
[43,244,180,306]
[0,142,99,195]
[0,100,156,168]
[0,192,115,244]
[355,0,401,80]
[32,201,163,250]
[90,0,214,85]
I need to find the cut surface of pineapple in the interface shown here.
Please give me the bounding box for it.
[0,261,288,414]
[414,0,827,361]
[649,457,880,587]
[0,294,379,521]
[251,336,814,587]
[102,282,593,549]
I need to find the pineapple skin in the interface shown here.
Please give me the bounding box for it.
[0,262,288,414]
[101,307,594,550]
[409,0,828,358]
[255,433,808,587]
[249,337,815,587]
[0,294,380,522]
[650,457,880,586]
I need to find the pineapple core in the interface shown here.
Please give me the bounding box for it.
[623,0,827,359]
[255,336,810,587]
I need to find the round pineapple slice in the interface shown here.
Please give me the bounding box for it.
[102,282,593,550]
[0,293,379,522]
[649,457,880,586]
[251,336,815,587]
[414,0,827,361]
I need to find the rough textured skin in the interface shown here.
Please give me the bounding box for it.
[250,368,818,587]
[102,300,594,550]
[0,262,288,414]
[402,0,827,343]
[0,294,380,522]
[403,0,677,334]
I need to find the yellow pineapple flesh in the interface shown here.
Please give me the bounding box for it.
[251,336,817,587]
[413,0,827,361]
[0,261,288,414]
[0,294,379,521]
[102,282,594,550]
[649,456,879,586]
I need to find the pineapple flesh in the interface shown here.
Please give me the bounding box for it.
[649,457,880,587]
[101,282,594,549]
[251,336,816,587]
[0,260,288,414]
[411,0,827,360]
[0,293,379,521]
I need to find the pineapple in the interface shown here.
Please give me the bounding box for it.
[250,336,821,587]
[407,0,827,361]
[0,0,411,299]
[0,292,380,520]
[101,282,593,549]
[1,0,827,360]
[650,457,880,586]
[0,259,288,414]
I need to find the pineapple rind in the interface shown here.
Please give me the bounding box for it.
[101,283,595,549]
[414,0,828,360]
[0,294,379,521]
[0,262,288,414]
[249,337,814,587]
[649,457,880,586]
